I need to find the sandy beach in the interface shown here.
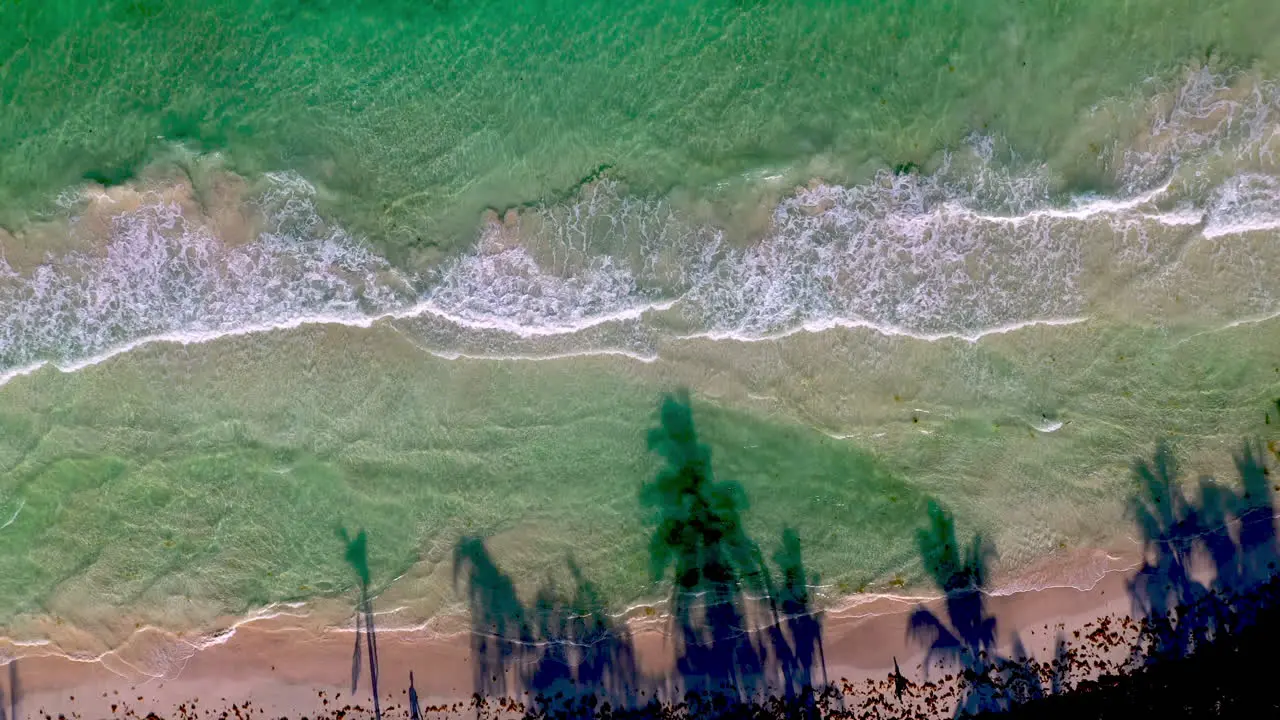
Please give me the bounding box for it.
[0,543,1160,720]
[6,2,1280,718]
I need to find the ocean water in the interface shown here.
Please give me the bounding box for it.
[5,0,1280,253]
[3,0,1280,664]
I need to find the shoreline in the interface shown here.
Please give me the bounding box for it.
[0,544,1147,719]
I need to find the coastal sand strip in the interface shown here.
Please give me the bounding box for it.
[2,546,1161,719]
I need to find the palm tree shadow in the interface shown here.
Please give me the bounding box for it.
[0,660,18,720]
[1127,436,1280,663]
[451,535,648,718]
[1127,441,1211,659]
[446,391,831,719]
[521,557,644,718]
[1231,438,1279,588]
[770,527,828,705]
[452,535,534,707]
[640,390,769,707]
[971,419,1280,718]
[563,558,642,709]
[640,391,833,715]
[908,500,1004,716]
[340,527,382,720]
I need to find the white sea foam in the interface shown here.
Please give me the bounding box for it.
[0,175,410,370]
[418,297,678,339]
[675,162,1081,336]
[421,348,659,364]
[429,244,649,330]
[987,556,1141,597]
[0,304,674,389]
[676,315,1090,345]
[186,601,311,652]
[965,177,1177,225]
[0,600,313,682]
[1118,68,1280,194]
[0,360,47,387]
[1174,308,1280,346]
[1203,173,1280,238]
[3,71,1280,379]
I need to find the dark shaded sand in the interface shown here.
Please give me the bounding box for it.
[0,547,1168,719]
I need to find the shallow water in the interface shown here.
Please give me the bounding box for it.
[3,2,1280,664]
[5,0,1280,247]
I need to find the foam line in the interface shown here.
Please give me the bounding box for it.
[0,300,676,389]
[407,298,677,338]
[1202,217,1280,238]
[963,177,1176,225]
[1175,308,1280,346]
[423,348,659,364]
[677,315,1091,345]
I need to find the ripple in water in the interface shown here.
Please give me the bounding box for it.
[3,69,1280,378]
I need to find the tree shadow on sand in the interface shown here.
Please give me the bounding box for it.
[0,660,19,720]
[452,535,535,709]
[341,527,382,720]
[450,391,830,719]
[642,390,830,716]
[1126,434,1280,664]
[907,501,1047,716]
[926,427,1280,719]
[454,537,643,719]
[332,392,1280,718]
[769,527,829,706]
[982,408,1280,718]
[641,390,769,706]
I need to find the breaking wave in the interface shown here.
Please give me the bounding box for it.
[3,69,1280,380]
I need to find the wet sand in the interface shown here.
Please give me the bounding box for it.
[1,545,1153,720]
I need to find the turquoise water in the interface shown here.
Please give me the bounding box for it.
[2,0,1280,655]
[5,0,1280,255]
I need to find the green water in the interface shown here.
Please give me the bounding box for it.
[0,327,930,635]
[5,0,1280,262]
[0,316,1277,639]
[5,0,1280,649]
